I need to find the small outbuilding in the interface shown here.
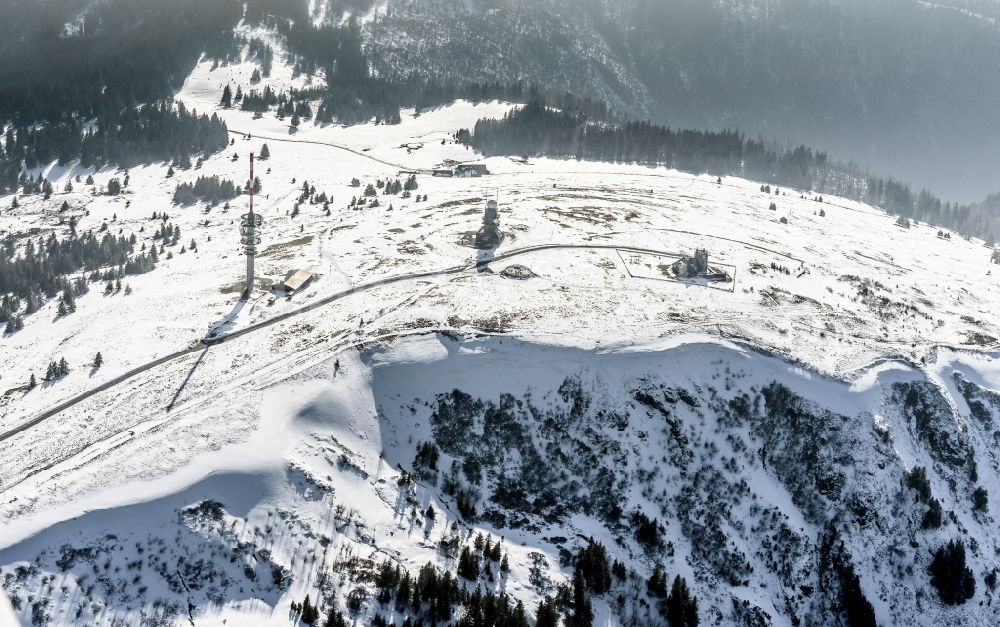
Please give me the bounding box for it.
[272,269,314,294]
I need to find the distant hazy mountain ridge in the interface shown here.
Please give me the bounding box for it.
[348,0,1000,204]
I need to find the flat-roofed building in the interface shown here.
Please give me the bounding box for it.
[272,269,314,294]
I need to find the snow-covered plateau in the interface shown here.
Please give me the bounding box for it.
[1,49,999,626]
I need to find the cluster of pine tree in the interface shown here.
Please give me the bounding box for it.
[291,595,346,626]
[929,540,976,605]
[461,101,1000,243]
[0,232,145,300]
[289,180,333,216]
[534,539,699,627]
[371,560,462,623]
[172,175,239,205]
[152,221,182,247]
[366,557,527,627]
[237,86,280,113]
[2,292,25,334]
[646,568,699,627]
[44,358,70,381]
[456,533,508,582]
[227,83,312,125]
[0,229,156,322]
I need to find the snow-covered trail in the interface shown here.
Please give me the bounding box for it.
[227,128,415,171]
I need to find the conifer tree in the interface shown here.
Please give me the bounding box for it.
[94,352,103,368]
[260,143,270,159]
[973,487,989,512]
[5,315,24,334]
[28,373,36,389]
[458,546,479,580]
[665,575,699,626]
[569,570,593,627]
[647,564,668,598]
[323,604,347,627]
[576,539,612,594]
[62,289,75,312]
[490,540,502,562]
[929,540,976,605]
[221,85,233,108]
[535,596,559,627]
[301,594,318,624]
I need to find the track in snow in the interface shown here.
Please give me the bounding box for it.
[228,128,413,171]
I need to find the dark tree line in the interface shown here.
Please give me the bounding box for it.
[0,103,229,193]
[461,101,1000,244]
[368,558,527,626]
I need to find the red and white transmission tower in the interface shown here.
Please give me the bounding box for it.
[240,153,263,300]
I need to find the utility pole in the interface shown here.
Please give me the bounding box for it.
[240,153,262,300]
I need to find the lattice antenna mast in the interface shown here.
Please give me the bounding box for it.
[240,153,263,300]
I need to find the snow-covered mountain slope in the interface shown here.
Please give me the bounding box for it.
[3,334,1000,625]
[1,50,1000,625]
